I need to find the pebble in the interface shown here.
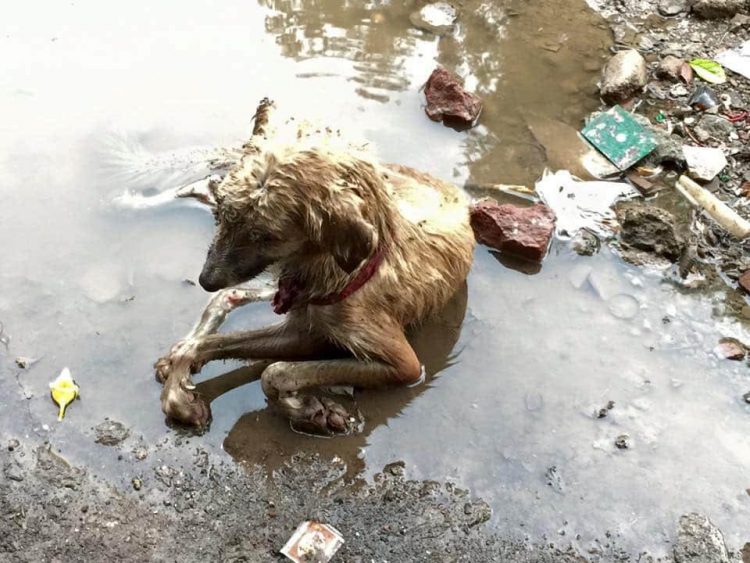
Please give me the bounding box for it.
[132,477,143,491]
[95,420,131,446]
[658,0,687,16]
[615,434,631,449]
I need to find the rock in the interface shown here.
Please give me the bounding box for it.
[409,2,457,35]
[4,461,24,482]
[674,513,730,563]
[132,477,143,491]
[690,0,746,19]
[470,200,555,262]
[742,391,750,404]
[423,67,482,127]
[616,203,684,262]
[694,114,736,141]
[659,0,688,14]
[7,439,20,451]
[14,356,38,369]
[714,338,746,360]
[600,49,648,104]
[571,230,601,256]
[671,83,690,97]
[615,434,630,449]
[95,420,130,446]
[683,146,728,182]
[739,270,750,294]
[656,55,687,81]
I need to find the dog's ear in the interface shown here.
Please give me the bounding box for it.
[328,215,375,273]
[307,208,375,274]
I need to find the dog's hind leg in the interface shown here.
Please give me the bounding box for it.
[259,328,422,435]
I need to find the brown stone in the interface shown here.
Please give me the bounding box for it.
[656,55,686,81]
[470,200,555,262]
[739,270,750,294]
[424,67,482,127]
[714,338,746,361]
[690,0,747,18]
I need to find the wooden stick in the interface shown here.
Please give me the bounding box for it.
[675,175,750,239]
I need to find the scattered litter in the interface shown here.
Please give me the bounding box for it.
[581,106,657,170]
[687,85,719,111]
[682,145,727,182]
[15,356,39,369]
[409,2,457,35]
[715,40,750,81]
[49,368,80,421]
[423,67,482,128]
[675,175,750,238]
[688,58,727,84]
[464,182,538,202]
[536,170,639,239]
[281,521,344,563]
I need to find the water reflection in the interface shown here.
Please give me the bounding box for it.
[258,0,611,185]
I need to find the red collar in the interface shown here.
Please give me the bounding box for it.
[272,246,386,315]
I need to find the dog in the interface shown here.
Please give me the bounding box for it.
[155,98,475,435]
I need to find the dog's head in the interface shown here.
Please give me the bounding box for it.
[198,148,380,292]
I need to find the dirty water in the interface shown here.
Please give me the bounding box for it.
[1,0,749,558]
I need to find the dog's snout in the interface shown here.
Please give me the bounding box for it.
[199,269,224,292]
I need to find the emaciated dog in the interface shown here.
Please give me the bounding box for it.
[155,98,475,435]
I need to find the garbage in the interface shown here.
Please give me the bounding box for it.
[581,106,657,170]
[409,2,457,35]
[49,368,80,421]
[423,67,482,128]
[688,58,727,84]
[536,170,639,239]
[281,521,344,563]
[682,145,728,181]
[599,49,648,104]
[687,85,720,110]
[463,182,538,202]
[470,200,555,262]
[713,338,746,360]
[525,115,620,179]
[675,175,750,238]
[715,40,750,80]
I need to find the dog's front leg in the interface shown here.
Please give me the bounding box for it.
[155,283,276,384]
[160,322,339,427]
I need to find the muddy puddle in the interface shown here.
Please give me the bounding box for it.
[1,0,749,558]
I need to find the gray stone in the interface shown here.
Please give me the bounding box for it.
[659,0,688,15]
[94,420,130,446]
[690,0,748,19]
[673,513,730,563]
[600,49,648,104]
[616,202,684,263]
[695,114,736,140]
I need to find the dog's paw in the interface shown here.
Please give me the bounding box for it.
[154,356,173,384]
[283,395,363,437]
[160,379,212,428]
[154,341,204,384]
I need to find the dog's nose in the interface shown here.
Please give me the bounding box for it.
[198,271,223,292]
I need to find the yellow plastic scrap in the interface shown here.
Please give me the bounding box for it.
[49,367,79,421]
